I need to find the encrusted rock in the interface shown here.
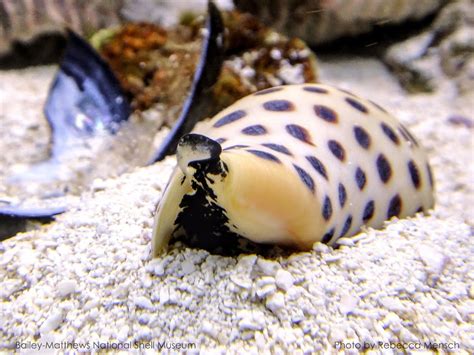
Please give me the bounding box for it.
[385,0,474,95]
[234,0,445,45]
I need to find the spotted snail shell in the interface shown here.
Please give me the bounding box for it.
[152,84,434,256]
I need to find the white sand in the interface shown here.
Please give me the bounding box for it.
[0,56,473,353]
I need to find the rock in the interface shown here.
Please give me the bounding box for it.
[230,274,252,289]
[39,311,64,334]
[181,259,196,275]
[146,259,166,276]
[159,287,170,305]
[384,0,474,94]
[286,286,304,301]
[266,292,285,313]
[140,276,152,288]
[201,321,219,339]
[342,259,359,271]
[135,296,153,310]
[257,259,281,276]
[239,316,264,331]
[234,0,444,46]
[237,254,258,270]
[313,243,330,253]
[378,297,406,313]
[256,282,277,299]
[418,245,449,276]
[323,255,342,264]
[336,238,355,247]
[385,33,438,93]
[91,178,108,192]
[137,314,150,325]
[275,269,294,291]
[83,299,100,311]
[238,310,266,331]
[338,294,359,315]
[57,280,77,297]
[278,62,305,84]
[276,327,297,344]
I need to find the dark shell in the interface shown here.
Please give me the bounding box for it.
[0,30,131,223]
[149,1,225,163]
[45,30,131,157]
[0,205,66,218]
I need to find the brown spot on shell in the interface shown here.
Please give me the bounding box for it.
[328,140,345,161]
[345,97,368,113]
[303,86,328,94]
[314,105,338,123]
[286,124,314,146]
[376,154,392,183]
[387,194,402,219]
[381,123,400,145]
[263,100,294,112]
[242,125,267,135]
[213,110,247,128]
